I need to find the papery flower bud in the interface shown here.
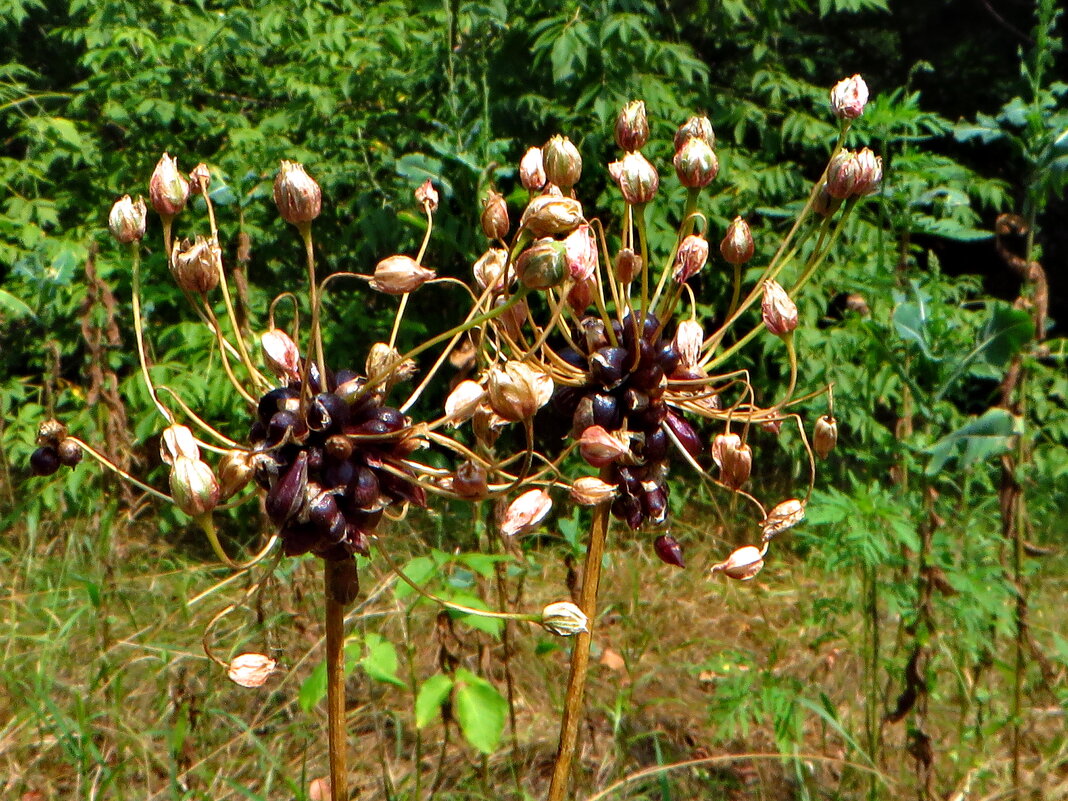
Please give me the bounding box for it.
[189,163,212,193]
[654,534,685,568]
[563,224,598,281]
[540,601,588,636]
[472,404,507,446]
[812,182,841,217]
[170,235,221,294]
[720,217,754,265]
[481,190,510,240]
[520,147,547,191]
[415,179,439,212]
[260,328,302,383]
[218,449,254,500]
[542,135,582,189]
[761,280,798,337]
[761,499,805,542]
[499,488,552,537]
[578,425,631,468]
[609,152,659,205]
[711,433,752,490]
[567,277,595,313]
[673,319,704,369]
[149,154,190,218]
[273,160,321,225]
[570,476,619,506]
[852,147,883,196]
[830,74,869,121]
[487,361,553,421]
[108,195,147,244]
[473,248,508,291]
[672,234,709,282]
[674,116,716,152]
[711,545,765,581]
[161,424,201,465]
[516,237,567,290]
[826,150,860,199]
[170,456,219,517]
[673,137,718,189]
[366,342,417,387]
[615,100,649,152]
[813,414,838,459]
[614,248,642,284]
[444,380,486,426]
[227,653,276,688]
[519,195,584,237]
[371,254,436,294]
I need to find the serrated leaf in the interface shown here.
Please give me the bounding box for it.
[453,668,507,754]
[415,673,454,728]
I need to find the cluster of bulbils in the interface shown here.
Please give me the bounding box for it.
[29,420,82,477]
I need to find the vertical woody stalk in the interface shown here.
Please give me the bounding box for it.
[325,560,350,801]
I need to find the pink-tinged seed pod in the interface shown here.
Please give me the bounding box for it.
[563,223,598,281]
[108,195,147,244]
[608,152,659,206]
[720,217,754,265]
[366,342,417,387]
[570,476,619,506]
[578,425,630,468]
[273,160,321,225]
[452,460,489,500]
[762,499,805,542]
[149,153,190,218]
[170,235,222,294]
[761,280,798,337]
[415,179,439,212]
[473,248,508,291]
[813,414,838,459]
[516,237,567,290]
[711,545,765,581]
[614,248,642,284]
[852,147,883,196]
[540,601,588,636]
[825,150,860,199]
[499,488,553,537]
[674,116,716,152]
[519,195,584,238]
[444,380,486,427]
[169,456,220,518]
[654,534,685,568]
[218,449,254,500]
[260,328,302,383]
[830,74,869,121]
[487,361,553,421]
[664,411,702,458]
[189,163,212,193]
[227,653,276,688]
[673,319,704,369]
[615,100,649,152]
[160,424,201,465]
[711,433,752,490]
[672,234,709,282]
[481,189,509,240]
[519,147,546,191]
[371,255,436,294]
[673,137,719,189]
[542,135,582,189]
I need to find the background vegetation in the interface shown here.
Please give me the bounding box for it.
[1,0,1066,799]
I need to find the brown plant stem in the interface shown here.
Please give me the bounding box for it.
[547,500,611,801]
[325,559,350,801]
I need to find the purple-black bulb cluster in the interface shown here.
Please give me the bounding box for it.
[250,367,426,561]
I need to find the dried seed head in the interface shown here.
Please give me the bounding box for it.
[672,137,718,189]
[672,234,709,282]
[371,255,436,294]
[473,248,508,291]
[415,179,439,212]
[519,147,547,191]
[499,488,552,537]
[273,160,321,225]
[812,182,842,217]
[452,460,489,500]
[188,163,212,193]
[108,195,147,244]
[160,424,201,465]
[570,476,619,506]
[480,189,510,240]
[444,380,486,427]
[260,328,302,383]
[578,425,631,468]
[36,419,68,448]
[218,449,254,500]
[487,361,553,421]
[366,342,417,389]
[711,433,752,490]
[226,653,276,688]
[614,248,642,284]
[149,153,190,218]
[719,217,754,265]
[711,545,765,581]
[813,414,838,459]
[542,135,583,189]
[608,152,659,205]
[674,116,716,152]
[519,195,584,238]
[673,320,704,369]
[516,237,567,290]
[493,295,527,340]
[169,456,219,517]
[541,601,588,637]
[170,235,221,294]
[761,499,805,542]
[615,100,649,152]
[830,74,869,120]
[761,280,798,337]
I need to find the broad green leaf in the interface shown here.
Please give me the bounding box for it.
[361,633,405,687]
[976,303,1034,368]
[393,555,437,599]
[0,288,33,318]
[453,668,507,754]
[924,408,1022,475]
[415,673,454,728]
[298,661,328,712]
[446,593,503,638]
[892,301,936,360]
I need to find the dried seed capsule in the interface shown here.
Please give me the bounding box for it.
[273,160,322,225]
[519,147,546,191]
[371,255,436,295]
[813,414,838,459]
[608,152,659,205]
[108,195,147,244]
[578,425,630,468]
[614,248,642,284]
[653,535,685,568]
[830,74,869,120]
[149,153,190,219]
[674,116,716,152]
[540,601,589,637]
[516,237,567,290]
[570,476,618,506]
[580,317,609,354]
[720,217,754,265]
[499,489,553,537]
[169,457,220,517]
[542,135,583,189]
[30,446,61,476]
[673,137,718,189]
[480,190,510,240]
[761,280,798,337]
[218,450,254,499]
[711,545,765,581]
[615,100,649,152]
[711,433,752,490]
